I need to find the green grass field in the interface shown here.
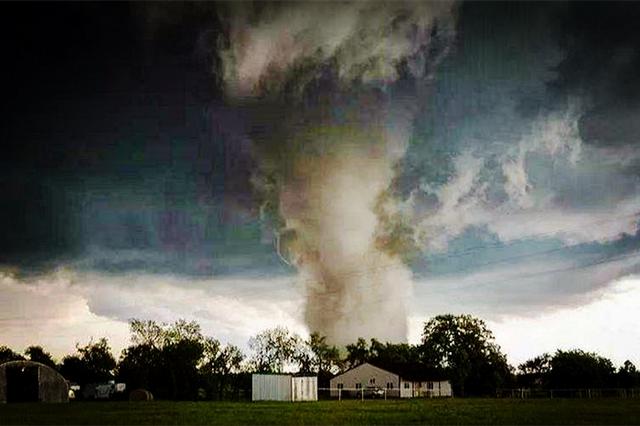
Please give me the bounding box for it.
[1,399,639,425]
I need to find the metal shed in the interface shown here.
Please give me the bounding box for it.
[252,374,317,402]
[0,360,69,403]
[292,376,317,401]
[252,374,292,401]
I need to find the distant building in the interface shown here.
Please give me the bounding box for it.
[329,362,452,398]
[329,363,400,398]
[399,377,452,398]
[0,360,69,403]
[252,374,317,402]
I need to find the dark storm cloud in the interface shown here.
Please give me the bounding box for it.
[392,1,640,315]
[550,2,640,149]
[0,2,263,275]
[2,1,640,312]
[2,2,640,362]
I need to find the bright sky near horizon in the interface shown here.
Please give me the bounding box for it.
[2,269,638,368]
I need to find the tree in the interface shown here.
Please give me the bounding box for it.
[24,345,57,369]
[119,319,206,400]
[305,333,342,374]
[248,327,302,373]
[548,349,615,389]
[368,340,422,372]
[291,332,343,388]
[345,338,370,368]
[199,337,244,400]
[60,355,89,384]
[117,342,163,392]
[517,353,551,388]
[617,360,640,389]
[0,345,25,364]
[420,314,512,396]
[129,318,202,349]
[162,335,204,400]
[119,318,249,400]
[77,338,117,382]
[518,353,551,376]
[129,319,165,348]
[60,338,116,385]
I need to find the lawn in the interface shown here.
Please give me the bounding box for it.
[1,398,639,425]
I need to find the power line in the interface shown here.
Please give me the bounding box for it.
[421,211,640,261]
[272,211,640,268]
[294,211,640,291]
[444,249,640,292]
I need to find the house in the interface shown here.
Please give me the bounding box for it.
[329,362,400,398]
[329,362,452,398]
[252,374,317,401]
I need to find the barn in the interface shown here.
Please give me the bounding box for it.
[0,360,69,403]
[329,362,452,398]
[252,374,317,401]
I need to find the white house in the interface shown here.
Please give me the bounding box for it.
[329,362,452,398]
[329,363,400,398]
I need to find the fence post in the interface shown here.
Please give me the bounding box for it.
[361,388,364,402]
[384,389,387,401]
[550,390,553,399]
[338,388,341,401]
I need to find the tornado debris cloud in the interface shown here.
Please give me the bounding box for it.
[220,1,457,344]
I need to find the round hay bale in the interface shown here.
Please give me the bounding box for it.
[129,388,154,401]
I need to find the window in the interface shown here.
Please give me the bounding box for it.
[355,383,362,389]
[337,383,343,390]
[369,378,376,385]
[386,382,394,389]
[404,382,410,389]
[427,382,434,390]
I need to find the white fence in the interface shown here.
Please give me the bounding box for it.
[497,388,640,399]
[319,388,408,400]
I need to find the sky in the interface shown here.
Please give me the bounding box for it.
[1,2,640,368]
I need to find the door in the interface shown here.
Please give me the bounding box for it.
[6,365,39,402]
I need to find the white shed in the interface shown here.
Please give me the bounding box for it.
[292,376,317,401]
[252,374,317,402]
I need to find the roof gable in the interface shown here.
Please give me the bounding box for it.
[331,362,397,380]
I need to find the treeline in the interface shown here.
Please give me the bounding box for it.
[1,314,638,399]
[516,350,640,390]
